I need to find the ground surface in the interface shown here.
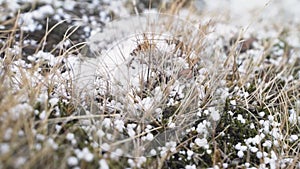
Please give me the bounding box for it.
[0,0,300,169]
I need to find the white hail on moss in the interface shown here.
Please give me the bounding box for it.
[185,164,196,169]
[258,111,265,117]
[55,124,62,132]
[209,107,220,121]
[36,134,45,141]
[196,120,210,136]
[38,110,47,120]
[166,141,177,153]
[49,97,59,107]
[102,118,112,129]
[15,157,27,168]
[114,119,124,132]
[74,147,94,162]
[167,122,176,129]
[97,130,105,138]
[47,138,58,150]
[35,143,41,150]
[67,156,78,166]
[150,149,157,156]
[256,151,263,159]
[99,159,109,169]
[145,133,154,141]
[262,140,272,148]
[194,138,208,148]
[127,156,146,168]
[110,149,123,160]
[186,150,194,160]
[230,100,237,106]
[235,142,247,151]
[3,128,13,141]
[289,135,298,142]
[237,114,246,124]
[126,124,136,138]
[288,109,298,124]
[66,133,75,141]
[237,150,244,158]
[0,143,10,154]
[249,146,258,153]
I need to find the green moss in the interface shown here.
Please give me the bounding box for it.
[246,82,257,93]
[215,103,259,164]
